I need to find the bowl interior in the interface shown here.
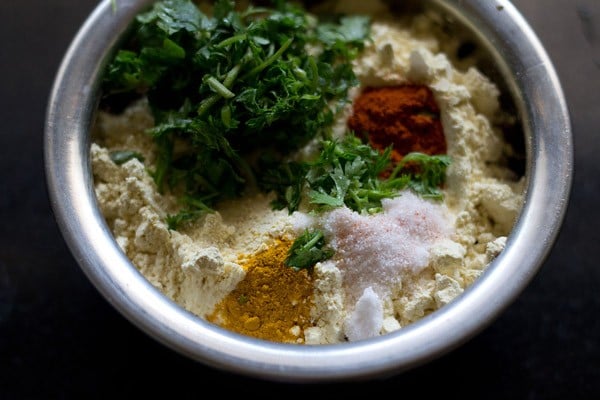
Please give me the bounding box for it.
[44,0,572,382]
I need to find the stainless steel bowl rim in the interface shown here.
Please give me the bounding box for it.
[44,0,572,382]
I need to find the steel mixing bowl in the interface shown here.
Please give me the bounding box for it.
[44,0,572,382]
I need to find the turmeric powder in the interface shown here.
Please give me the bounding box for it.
[207,238,314,343]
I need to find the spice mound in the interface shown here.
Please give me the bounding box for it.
[348,85,446,165]
[91,0,525,344]
[207,239,314,343]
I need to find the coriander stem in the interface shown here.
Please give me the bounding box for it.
[349,190,362,207]
[307,56,319,89]
[223,64,241,87]
[197,94,220,116]
[197,65,241,116]
[241,7,272,19]
[388,159,407,180]
[205,76,235,98]
[293,66,307,81]
[355,188,391,199]
[241,37,293,79]
[217,34,247,48]
[301,231,323,252]
[221,104,232,127]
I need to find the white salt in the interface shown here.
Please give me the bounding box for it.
[321,190,453,305]
[344,287,383,342]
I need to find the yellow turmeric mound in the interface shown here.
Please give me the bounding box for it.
[208,239,314,343]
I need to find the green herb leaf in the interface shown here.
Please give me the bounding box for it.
[137,0,204,35]
[261,135,451,214]
[390,152,451,200]
[285,229,333,270]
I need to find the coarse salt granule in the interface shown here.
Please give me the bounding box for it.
[344,287,383,342]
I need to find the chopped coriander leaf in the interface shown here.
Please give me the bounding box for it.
[285,229,333,270]
[390,152,451,200]
[259,135,450,214]
[101,0,371,227]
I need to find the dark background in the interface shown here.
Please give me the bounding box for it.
[1,0,598,398]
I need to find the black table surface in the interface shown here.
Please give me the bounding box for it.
[1,0,598,398]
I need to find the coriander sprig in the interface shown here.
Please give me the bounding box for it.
[285,229,333,270]
[260,134,451,214]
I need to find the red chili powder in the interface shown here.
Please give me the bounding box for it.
[347,84,446,164]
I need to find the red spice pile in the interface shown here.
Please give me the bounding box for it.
[347,84,446,164]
